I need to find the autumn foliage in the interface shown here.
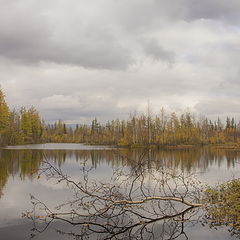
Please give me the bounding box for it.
[1,88,240,147]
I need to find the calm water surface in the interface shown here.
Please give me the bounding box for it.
[0,143,240,239]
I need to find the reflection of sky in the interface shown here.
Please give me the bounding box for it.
[186,225,238,240]
[0,221,77,240]
[0,144,240,240]
[4,143,114,150]
[196,159,240,185]
[0,177,71,225]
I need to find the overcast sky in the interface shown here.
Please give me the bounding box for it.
[1,0,240,123]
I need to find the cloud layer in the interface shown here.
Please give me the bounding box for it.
[1,0,240,122]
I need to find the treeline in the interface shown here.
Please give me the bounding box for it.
[45,110,240,147]
[0,89,44,145]
[1,87,240,147]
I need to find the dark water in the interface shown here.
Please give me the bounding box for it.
[0,143,240,240]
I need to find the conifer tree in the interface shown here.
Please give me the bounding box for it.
[0,88,10,145]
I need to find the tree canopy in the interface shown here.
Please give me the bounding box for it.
[1,87,240,148]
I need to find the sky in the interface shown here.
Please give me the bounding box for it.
[0,0,240,123]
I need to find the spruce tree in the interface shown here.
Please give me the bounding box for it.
[0,88,10,145]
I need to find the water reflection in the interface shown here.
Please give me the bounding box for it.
[0,147,240,198]
[29,204,201,240]
[24,148,206,240]
[0,144,240,239]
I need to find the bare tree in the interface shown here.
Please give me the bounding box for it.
[24,153,203,239]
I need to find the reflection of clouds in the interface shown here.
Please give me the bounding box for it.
[0,145,240,239]
[48,158,115,184]
[5,143,114,150]
[0,221,70,240]
[186,222,234,240]
[0,177,71,224]
[0,155,116,227]
[197,162,240,185]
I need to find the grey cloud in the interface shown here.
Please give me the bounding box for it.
[2,58,200,123]
[40,95,130,122]
[181,0,240,22]
[0,0,240,122]
[1,60,193,122]
[155,0,240,22]
[142,38,175,64]
[160,0,240,22]
[0,32,133,70]
[195,99,240,116]
[42,108,128,123]
[112,0,240,33]
[0,1,133,70]
[0,0,238,71]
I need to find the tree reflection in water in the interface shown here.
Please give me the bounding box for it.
[1,146,239,238]
[24,152,203,240]
[1,146,240,199]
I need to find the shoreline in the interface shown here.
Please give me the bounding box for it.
[3,142,240,151]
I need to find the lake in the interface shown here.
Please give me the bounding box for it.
[0,143,240,240]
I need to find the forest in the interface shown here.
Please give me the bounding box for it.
[1,88,240,147]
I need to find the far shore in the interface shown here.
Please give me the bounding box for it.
[3,142,240,151]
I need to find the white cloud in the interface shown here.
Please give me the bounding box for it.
[0,0,240,122]
[40,95,82,109]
